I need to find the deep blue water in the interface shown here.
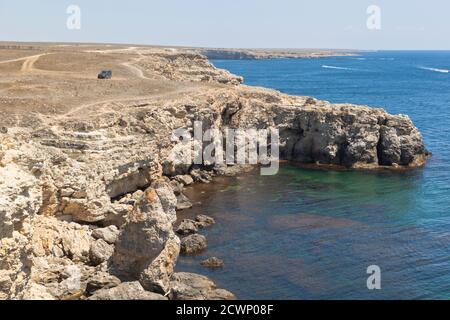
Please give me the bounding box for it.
[176,52,450,299]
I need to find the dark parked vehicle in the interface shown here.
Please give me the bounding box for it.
[98,70,112,79]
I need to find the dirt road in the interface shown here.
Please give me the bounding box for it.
[21,53,48,72]
[0,53,48,72]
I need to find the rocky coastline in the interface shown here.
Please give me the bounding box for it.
[195,48,358,60]
[0,44,428,300]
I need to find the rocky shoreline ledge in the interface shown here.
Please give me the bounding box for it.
[0,44,428,300]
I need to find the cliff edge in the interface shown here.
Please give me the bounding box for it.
[0,43,428,300]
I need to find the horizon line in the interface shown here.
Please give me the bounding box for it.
[2,40,450,52]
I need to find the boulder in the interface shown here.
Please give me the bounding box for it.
[170,272,235,300]
[174,175,194,186]
[89,239,114,266]
[86,272,121,295]
[213,164,254,177]
[61,197,110,223]
[88,282,167,300]
[176,193,193,210]
[139,235,180,294]
[169,180,183,195]
[180,234,207,255]
[0,271,13,300]
[112,186,180,294]
[176,219,198,235]
[190,169,212,183]
[92,225,120,244]
[195,215,216,228]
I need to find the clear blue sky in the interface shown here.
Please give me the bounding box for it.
[0,0,448,50]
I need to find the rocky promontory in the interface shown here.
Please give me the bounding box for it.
[0,43,428,300]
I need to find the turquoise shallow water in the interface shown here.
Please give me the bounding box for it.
[176,52,450,299]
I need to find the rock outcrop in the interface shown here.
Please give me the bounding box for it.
[112,185,180,294]
[136,50,243,84]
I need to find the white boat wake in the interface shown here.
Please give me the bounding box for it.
[419,66,450,73]
[322,65,356,71]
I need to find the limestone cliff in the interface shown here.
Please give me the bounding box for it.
[0,44,428,300]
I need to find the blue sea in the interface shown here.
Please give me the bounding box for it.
[176,52,450,299]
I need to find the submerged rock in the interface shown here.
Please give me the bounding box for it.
[213,164,254,177]
[170,272,235,300]
[195,215,216,228]
[180,234,207,255]
[200,257,224,269]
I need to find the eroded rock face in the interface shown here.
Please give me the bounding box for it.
[136,50,243,85]
[153,180,178,224]
[221,92,428,169]
[32,217,92,263]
